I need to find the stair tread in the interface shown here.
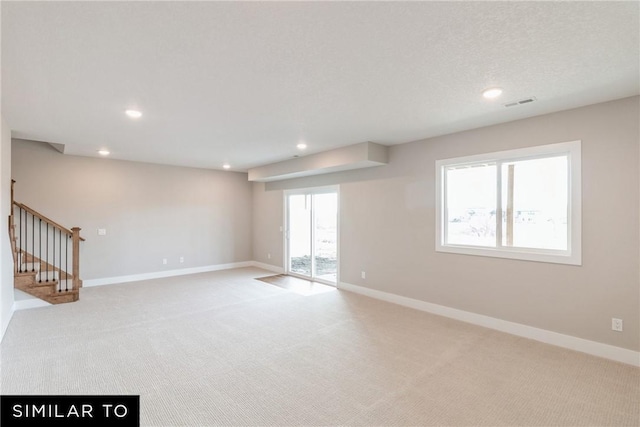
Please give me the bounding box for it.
[16,269,68,279]
[15,271,37,277]
[18,259,73,276]
[32,280,59,287]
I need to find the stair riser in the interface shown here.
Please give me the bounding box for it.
[15,281,58,297]
[19,272,70,284]
[28,279,74,292]
[14,274,37,287]
[15,281,78,304]
[16,266,73,281]
[15,273,73,291]
[49,293,79,304]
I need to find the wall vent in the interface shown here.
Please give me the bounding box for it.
[504,97,537,107]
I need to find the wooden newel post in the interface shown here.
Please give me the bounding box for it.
[72,227,81,290]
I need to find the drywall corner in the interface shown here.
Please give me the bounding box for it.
[1,115,15,341]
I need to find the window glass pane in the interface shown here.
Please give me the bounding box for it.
[501,156,568,250]
[446,163,497,247]
[313,193,338,284]
[289,194,311,276]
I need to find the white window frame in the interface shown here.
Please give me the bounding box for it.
[435,141,581,265]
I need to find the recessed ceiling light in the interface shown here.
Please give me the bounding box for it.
[296,143,307,150]
[97,149,110,156]
[482,87,503,99]
[125,109,142,119]
[223,164,231,170]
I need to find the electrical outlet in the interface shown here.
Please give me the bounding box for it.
[97,228,107,236]
[267,253,271,259]
[162,258,168,265]
[361,271,366,279]
[179,257,184,263]
[612,318,623,332]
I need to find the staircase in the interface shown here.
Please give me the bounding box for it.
[9,180,84,304]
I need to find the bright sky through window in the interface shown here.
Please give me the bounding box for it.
[436,141,581,265]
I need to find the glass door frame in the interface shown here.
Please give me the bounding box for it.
[284,185,339,286]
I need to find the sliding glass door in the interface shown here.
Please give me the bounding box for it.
[286,188,338,285]
[288,194,312,277]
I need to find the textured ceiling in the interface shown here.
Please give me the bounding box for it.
[2,1,639,171]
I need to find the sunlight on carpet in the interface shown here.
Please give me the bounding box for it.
[255,274,336,296]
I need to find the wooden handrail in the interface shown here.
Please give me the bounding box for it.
[13,201,85,241]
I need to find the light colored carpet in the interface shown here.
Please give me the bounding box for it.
[1,267,638,426]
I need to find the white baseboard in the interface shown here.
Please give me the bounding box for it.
[83,261,255,287]
[338,281,640,367]
[251,261,285,274]
[4,290,50,322]
[10,261,277,311]
[83,260,284,288]
[1,307,14,342]
[13,298,50,311]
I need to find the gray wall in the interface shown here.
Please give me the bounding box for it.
[252,181,284,267]
[256,96,640,351]
[1,116,14,340]
[12,140,253,280]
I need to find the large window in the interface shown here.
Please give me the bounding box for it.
[436,141,581,265]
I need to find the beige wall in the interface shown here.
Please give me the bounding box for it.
[248,142,388,182]
[252,181,284,267]
[257,96,640,351]
[7,97,639,351]
[1,116,14,340]
[12,140,253,280]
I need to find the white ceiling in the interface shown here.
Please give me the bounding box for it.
[2,1,638,171]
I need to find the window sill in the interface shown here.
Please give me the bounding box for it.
[436,244,581,266]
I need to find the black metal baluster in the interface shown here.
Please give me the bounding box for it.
[14,207,18,274]
[45,223,49,282]
[22,208,26,271]
[25,212,28,272]
[13,207,16,274]
[18,207,23,272]
[53,227,56,289]
[31,213,35,271]
[23,211,27,272]
[17,208,20,272]
[39,219,42,282]
[59,232,62,291]
[58,228,62,292]
[65,233,69,291]
[24,209,27,271]
[13,208,22,273]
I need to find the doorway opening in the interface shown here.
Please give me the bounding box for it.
[286,188,338,285]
